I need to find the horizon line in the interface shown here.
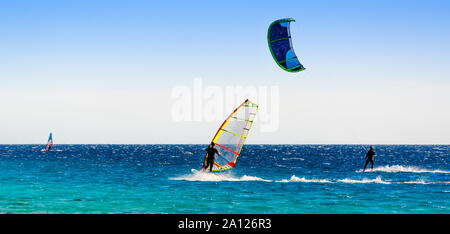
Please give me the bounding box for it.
[0,143,448,146]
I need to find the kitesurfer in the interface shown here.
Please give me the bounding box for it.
[204,143,220,172]
[363,146,376,172]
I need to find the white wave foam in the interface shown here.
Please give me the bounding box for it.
[356,165,450,174]
[170,170,272,182]
[276,175,332,183]
[338,176,391,184]
[172,171,447,185]
[402,181,450,185]
[282,157,304,161]
[278,175,443,185]
[403,179,431,184]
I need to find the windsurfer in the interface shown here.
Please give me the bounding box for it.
[204,143,220,172]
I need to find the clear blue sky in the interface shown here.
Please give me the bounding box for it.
[1,0,449,144]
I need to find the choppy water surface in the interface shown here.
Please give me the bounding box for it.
[0,145,448,213]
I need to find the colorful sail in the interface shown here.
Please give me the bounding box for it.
[46,132,53,151]
[268,18,305,72]
[202,99,258,172]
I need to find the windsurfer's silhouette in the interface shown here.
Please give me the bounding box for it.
[363,146,376,172]
[204,143,220,172]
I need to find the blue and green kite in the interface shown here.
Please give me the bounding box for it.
[268,18,305,73]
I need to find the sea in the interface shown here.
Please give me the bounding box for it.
[0,144,448,214]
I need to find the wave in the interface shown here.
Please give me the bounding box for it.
[356,165,450,174]
[282,157,304,161]
[276,175,332,183]
[169,170,272,182]
[337,176,391,184]
[277,175,391,184]
[172,171,447,185]
[403,179,432,184]
[276,175,446,185]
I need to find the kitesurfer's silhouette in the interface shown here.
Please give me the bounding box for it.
[363,146,376,172]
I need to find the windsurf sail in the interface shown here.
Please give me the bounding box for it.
[268,18,305,72]
[46,132,53,151]
[201,99,258,172]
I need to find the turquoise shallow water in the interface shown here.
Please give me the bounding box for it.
[0,144,449,214]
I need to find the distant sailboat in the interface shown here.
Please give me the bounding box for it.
[46,133,53,151]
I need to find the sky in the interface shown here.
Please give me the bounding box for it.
[0,0,449,144]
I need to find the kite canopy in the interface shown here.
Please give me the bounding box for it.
[268,18,305,72]
[202,99,258,172]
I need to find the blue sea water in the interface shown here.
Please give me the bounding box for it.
[0,144,449,214]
